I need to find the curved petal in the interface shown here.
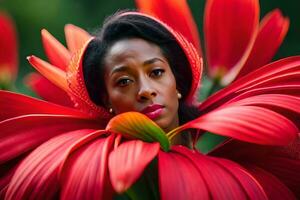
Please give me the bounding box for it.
[61,134,115,200]
[4,129,96,200]
[168,106,298,145]
[24,73,73,107]
[64,24,91,54]
[27,55,70,93]
[224,91,300,107]
[135,0,201,54]
[158,148,209,200]
[109,140,159,193]
[255,157,300,198]
[204,0,259,82]
[236,9,289,79]
[0,114,102,164]
[224,94,300,126]
[0,12,18,82]
[208,157,268,199]
[106,112,170,151]
[200,56,300,112]
[0,90,89,121]
[41,29,70,70]
[0,154,27,198]
[210,138,300,197]
[158,146,267,200]
[245,165,296,199]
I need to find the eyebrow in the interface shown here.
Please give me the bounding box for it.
[110,57,166,75]
[143,57,166,66]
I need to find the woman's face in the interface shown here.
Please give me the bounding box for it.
[103,38,179,132]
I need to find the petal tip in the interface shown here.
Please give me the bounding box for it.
[114,181,127,194]
[41,28,49,36]
[26,55,32,60]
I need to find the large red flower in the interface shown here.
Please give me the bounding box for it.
[0,85,299,199]
[1,55,300,198]
[136,0,289,85]
[0,12,18,89]
[1,10,300,200]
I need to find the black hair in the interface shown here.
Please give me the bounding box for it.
[83,11,201,130]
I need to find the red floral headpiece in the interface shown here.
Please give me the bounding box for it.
[66,11,202,120]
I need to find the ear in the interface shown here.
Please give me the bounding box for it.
[176,89,182,100]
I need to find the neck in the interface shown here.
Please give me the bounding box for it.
[170,132,192,148]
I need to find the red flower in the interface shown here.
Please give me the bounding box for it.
[0,94,162,199]
[1,11,300,199]
[136,0,289,85]
[1,55,300,198]
[0,89,299,198]
[0,12,18,89]
[25,24,91,106]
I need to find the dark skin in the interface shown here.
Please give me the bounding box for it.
[103,38,181,137]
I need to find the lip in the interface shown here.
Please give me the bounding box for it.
[140,104,164,120]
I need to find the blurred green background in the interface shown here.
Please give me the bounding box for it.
[1,0,300,95]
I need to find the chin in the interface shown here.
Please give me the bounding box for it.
[155,119,172,133]
[154,110,179,132]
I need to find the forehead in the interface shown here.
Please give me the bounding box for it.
[104,38,166,66]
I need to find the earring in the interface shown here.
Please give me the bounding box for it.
[109,108,113,114]
[177,92,182,99]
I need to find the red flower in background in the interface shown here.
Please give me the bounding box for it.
[0,12,18,89]
[136,0,289,85]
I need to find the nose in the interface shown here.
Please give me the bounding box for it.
[137,78,157,101]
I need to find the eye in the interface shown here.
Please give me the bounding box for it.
[116,78,132,87]
[150,69,165,78]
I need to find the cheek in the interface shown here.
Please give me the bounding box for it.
[163,76,179,108]
[107,89,137,113]
[168,87,179,109]
[166,74,178,96]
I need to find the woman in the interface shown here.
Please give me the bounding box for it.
[82,11,202,146]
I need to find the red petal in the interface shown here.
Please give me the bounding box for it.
[4,129,96,200]
[200,56,300,112]
[224,94,300,126]
[0,90,89,121]
[159,146,267,199]
[236,9,289,79]
[209,158,268,199]
[109,140,159,193]
[245,165,296,199]
[61,134,115,200]
[0,114,102,164]
[0,12,18,81]
[27,55,70,93]
[210,138,300,197]
[158,148,209,200]
[64,24,91,54]
[24,73,73,107]
[256,156,300,198]
[0,154,25,198]
[204,0,259,82]
[136,0,202,54]
[41,29,71,70]
[175,105,298,145]
[176,146,267,199]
